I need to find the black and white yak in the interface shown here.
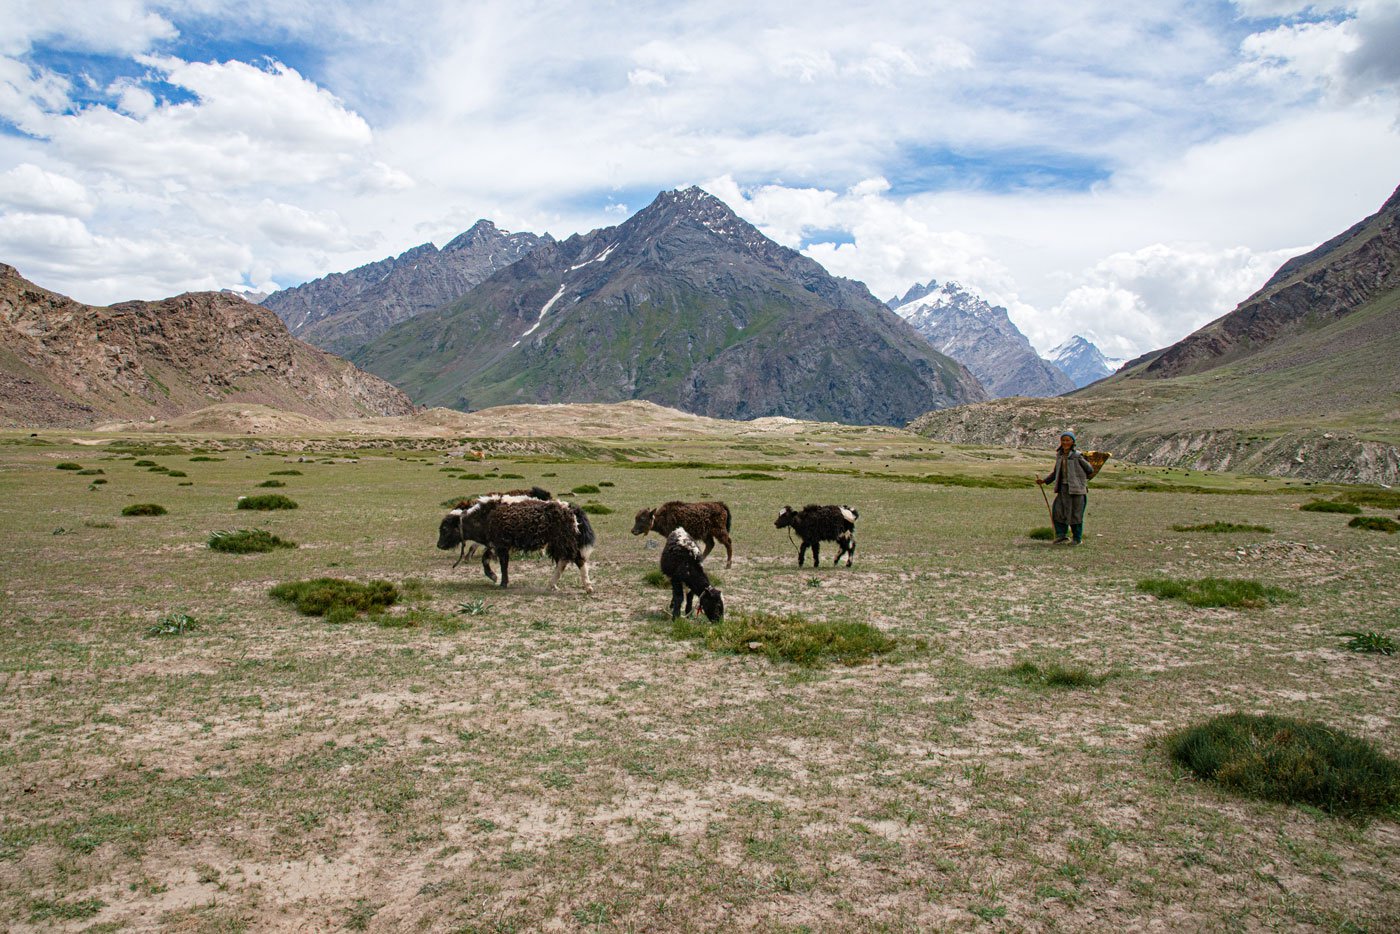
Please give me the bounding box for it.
[774,504,858,567]
[631,500,734,567]
[441,487,552,579]
[437,495,595,592]
[660,528,724,621]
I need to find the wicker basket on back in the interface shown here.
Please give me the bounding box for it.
[1084,451,1111,473]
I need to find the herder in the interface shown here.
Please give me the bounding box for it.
[1037,431,1098,545]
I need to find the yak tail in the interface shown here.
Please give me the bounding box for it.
[721,501,732,533]
[571,504,598,554]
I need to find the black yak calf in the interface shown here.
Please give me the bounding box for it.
[774,504,858,567]
[632,500,733,567]
[438,496,594,592]
[660,529,724,621]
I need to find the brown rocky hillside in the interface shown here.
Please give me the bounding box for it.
[0,264,416,428]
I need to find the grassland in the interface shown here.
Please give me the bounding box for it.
[1,423,1397,931]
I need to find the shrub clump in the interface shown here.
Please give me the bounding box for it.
[581,503,613,515]
[189,455,223,462]
[669,610,899,667]
[122,503,167,517]
[146,612,197,637]
[258,479,286,488]
[1163,712,1400,817]
[1172,522,1273,533]
[1339,631,1396,655]
[55,462,84,470]
[76,468,104,476]
[1136,576,1294,609]
[571,484,601,494]
[208,528,298,554]
[1007,660,1108,688]
[1348,516,1399,533]
[642,568,668,588]
[1336,489,1400,510]
[132,459,158,467]
[1300,500,1361,514]
[270,469,302,476]
[1028,526,1055,541]
[703,472,783,481]
[238,494,298,511]
[165,469,187,477]
[269,578,399,622]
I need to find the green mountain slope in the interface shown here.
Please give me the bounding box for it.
[354,188,986,425]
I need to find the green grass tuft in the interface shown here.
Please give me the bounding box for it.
[28,897,106,922]
[122,503,167,517]
[165,469,187,477]
[208,528,298,554]
[703,472,783,481]
[642,569,668,588]
[1163,712,1400,817]
[146,612,198,637]
[76,468,104,475]
[189,455,223,462]
[238,494,298,510]
[1172,522,1273,533]
[55,462,83,470]
[1338,631,1396,655]
[132,459,157,467]
[581,503,613,514]
[258,479,286,487]
[1136,576,1295,609]
[1028,526,1055,541]
[269,578,399,619]
[1006,660,1109,688]
[1300,500,1361,514]
[667,610,899,667]
[270,469,302,475]
[571,484,601,494]
[1348,516,1399,533]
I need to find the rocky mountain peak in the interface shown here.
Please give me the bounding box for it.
[893,279,1075,398]
[1048,335,1121,388]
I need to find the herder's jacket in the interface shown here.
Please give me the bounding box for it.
[1042,449,1097,495]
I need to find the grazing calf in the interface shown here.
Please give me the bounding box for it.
[660,529,724,621]
[632,500,733,568]
[774,504,858,567]
[437,496,594,592]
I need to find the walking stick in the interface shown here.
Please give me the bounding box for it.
[1038,477,1054,528]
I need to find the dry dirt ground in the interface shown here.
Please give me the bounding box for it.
[1,414,1397,932]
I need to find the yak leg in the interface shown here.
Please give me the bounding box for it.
[497,550,510,589]
[797,542,808,567]
[481,548,498,582]
[547,559,568,591]
[670,580,685,619]
[576,557,594,594]
[716,530,733,568]
[699,538,715,562]
[811,542,821,567]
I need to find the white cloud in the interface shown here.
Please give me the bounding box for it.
[0,163,92,216]
[0,0,176,57]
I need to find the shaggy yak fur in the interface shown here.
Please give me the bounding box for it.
[442,487,552,578]
[437,495,594,592]
[774,504,858,567]
[631,500,734,567]
[660,528,724,621]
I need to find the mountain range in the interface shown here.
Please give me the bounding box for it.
[262,221,551,356]
[0,264,414,428]
[351,188,986,425]
[1047,336,1122,388]
[911,183,1400,483]
[889,280,1076,397]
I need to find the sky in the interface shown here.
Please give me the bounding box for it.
[1,1,1398,359]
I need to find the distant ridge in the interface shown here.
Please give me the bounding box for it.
[0,264,415,428]
[1047,336,1121,388]
[262,220,552,355]
[354,188,986,426]
[891,280,1075,398]
[909,183,1400,484]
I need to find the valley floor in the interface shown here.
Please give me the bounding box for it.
[1,426,1397,932]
